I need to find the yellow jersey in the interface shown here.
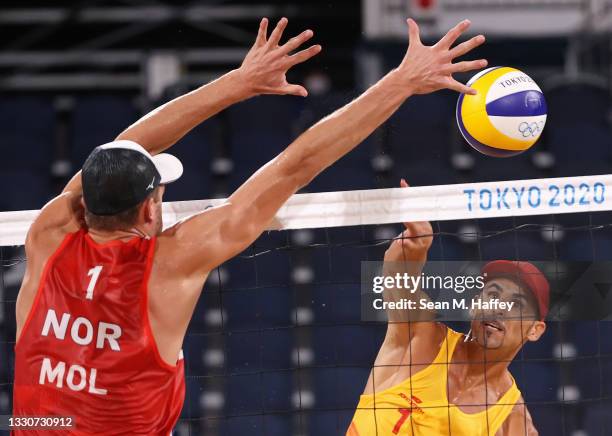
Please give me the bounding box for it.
[348,328,521,436]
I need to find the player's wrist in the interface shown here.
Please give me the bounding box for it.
[384,246,428,263]
[225,68,257,100]
[385,68,416,99]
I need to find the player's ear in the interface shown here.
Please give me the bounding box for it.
[526,321,546,342]
[143,196,156,223]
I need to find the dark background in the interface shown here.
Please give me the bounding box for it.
[0,1,611,435]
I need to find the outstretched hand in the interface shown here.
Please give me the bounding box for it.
[397,18,487,95]
[238,17,322,97]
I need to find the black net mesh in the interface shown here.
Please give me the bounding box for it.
[1,212,611,435]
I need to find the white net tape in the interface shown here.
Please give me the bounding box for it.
[1,174,611,246]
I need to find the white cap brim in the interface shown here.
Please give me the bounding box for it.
[100,139,183,185]
[152,153,183,184]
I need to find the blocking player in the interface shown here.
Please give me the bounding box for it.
[12,17,486,435]
[348,182,549,436]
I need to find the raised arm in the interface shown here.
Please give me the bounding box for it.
[59,17,320,198]
[58,68,256,196]
[166,19,487,279]
[382,182,436,333]
[17,17,320,342]
[32,17,320,245]
[362,207,445,395]
[116,19,320,155]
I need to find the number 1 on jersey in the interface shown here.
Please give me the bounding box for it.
[86,266,103,300]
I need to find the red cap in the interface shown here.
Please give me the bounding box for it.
[481,260,550,320]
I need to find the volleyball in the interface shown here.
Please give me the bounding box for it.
[456,67,547,157]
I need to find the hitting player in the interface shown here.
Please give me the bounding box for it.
[348,182,549,436]
[12,17,486,435]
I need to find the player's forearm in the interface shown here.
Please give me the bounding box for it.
[223,71,411,243]
[285,69,411,186]
[116,69,252,155]
[383,261,434,323]
[382,221,435,325]
[222,71,411,232]
[63,70,250,194]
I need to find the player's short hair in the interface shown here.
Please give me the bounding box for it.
[84,188,158,232]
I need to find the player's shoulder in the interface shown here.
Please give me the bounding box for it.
[155,224,182,259]
[153,222,212,281]
[154,205,232,277]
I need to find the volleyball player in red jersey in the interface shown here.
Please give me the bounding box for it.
[12,17,487,435]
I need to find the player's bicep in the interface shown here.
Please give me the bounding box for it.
[228,161,301,223]
[382,282,437,345]
[61,170,82,195]
[366,322,445,394]
[27,192,83,245]
[383,318,442,355]
[377,322,443,372]
[164,155,306,277]
[385,318,439,347]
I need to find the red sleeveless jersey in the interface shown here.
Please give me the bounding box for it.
[13,229,185,436]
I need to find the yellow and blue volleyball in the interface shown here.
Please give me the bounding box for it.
[456,67,547,157]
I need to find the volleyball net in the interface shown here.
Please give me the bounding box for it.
[1,174,612,435]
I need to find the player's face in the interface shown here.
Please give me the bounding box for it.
[469,277,544,350]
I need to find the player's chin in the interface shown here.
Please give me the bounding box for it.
[477,321,505,349]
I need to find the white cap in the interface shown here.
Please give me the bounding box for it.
[100,139,183,184]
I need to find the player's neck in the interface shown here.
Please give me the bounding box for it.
[87,226,151,244]
[461,338,516,380]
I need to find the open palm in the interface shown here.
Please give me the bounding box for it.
[239,18,322,97]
